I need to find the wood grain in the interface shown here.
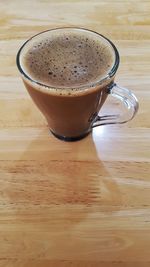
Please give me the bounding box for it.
[0,0,150,266]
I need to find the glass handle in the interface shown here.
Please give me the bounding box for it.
[92,83,139,128]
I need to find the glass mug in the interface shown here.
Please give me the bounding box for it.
[16,27,139,141]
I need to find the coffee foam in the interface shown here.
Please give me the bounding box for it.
[20,29,115,95]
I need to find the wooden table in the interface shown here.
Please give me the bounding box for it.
[0,0,150,266]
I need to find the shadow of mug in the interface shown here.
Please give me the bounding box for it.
[3,127,124,261]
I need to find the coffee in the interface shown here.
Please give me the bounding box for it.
[20,29,115,95]
[18,28,118,139]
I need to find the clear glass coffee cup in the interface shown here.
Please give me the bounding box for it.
[16,27,139,141]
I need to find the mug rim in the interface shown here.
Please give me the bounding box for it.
[16,27,120,91]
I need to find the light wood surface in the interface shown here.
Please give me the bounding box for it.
[0,0,150,266]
